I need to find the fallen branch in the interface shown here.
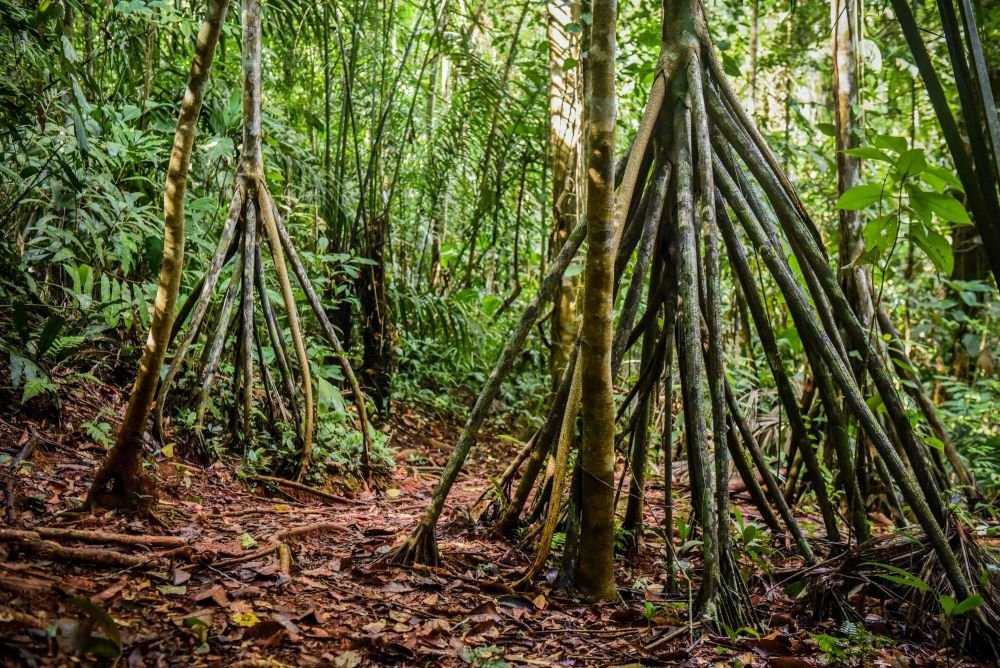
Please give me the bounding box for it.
[215,521,347,568]
[0,529,153,568]
[246,475,361,505]
[277,543,292,575]
[0,606,46,629]
[29,527,189,548]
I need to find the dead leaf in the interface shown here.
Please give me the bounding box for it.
[383,581,414,593]
[362,619,386,634]
[333,650,362,668]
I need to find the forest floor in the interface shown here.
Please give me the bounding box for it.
[0,377,996,666]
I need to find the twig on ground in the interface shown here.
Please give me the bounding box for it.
[246,475,362,505]
[215,521,349,568]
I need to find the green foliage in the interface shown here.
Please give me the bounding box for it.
[862,561,931,592]
[393,283,550,423]
[939,593,984,617]
[461,645,508,668]
[83,411,114,448]
[838,136,968,275]
[810,621,892,666]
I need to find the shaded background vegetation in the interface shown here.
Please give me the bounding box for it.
[1,0,997,489]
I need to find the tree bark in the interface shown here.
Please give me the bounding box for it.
[575,0,618,602]
[548,0,584,387]
[88,0,230,509]
[832,0,875,343]
[358,214,392,416]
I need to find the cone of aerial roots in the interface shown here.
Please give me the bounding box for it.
[92,0,373,508]
[800,521,1000,658]
[392,0,989,635]
[159,0,374,481]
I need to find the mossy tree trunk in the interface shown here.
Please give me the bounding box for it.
[574,0,619,603]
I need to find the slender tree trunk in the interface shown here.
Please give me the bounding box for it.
[833,0,874,334]
[748,0,759,116]
[358,213,392,416]
[574,0,618,603]
[88,0,230,509]
[548,0,583,387]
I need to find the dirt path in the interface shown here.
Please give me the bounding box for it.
[0,408,684,666]
[0,403,989,666]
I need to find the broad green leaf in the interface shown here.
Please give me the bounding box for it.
[836,183,883,210]
[73,111,90,160]
[317,376,346,414]
[908,189,971,225]
[895,149,926,177]
[922,165,964,193]
[924,436,945,452]
[873,134,908,154]
[37,315,65,357]
[910,225,953,275]
[71,77,90,114]
[865,394,885,414]
[13,302,28,344]
[863,214,898,255]
[844,146,891,162]
[816,122,836,137]
[951,594,984,616]
[62,34,79,62]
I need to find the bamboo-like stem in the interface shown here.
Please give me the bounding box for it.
[495,345,579,537]
[88,0,231,509]
[391,219,587,565]
[725,417,783,535]
[689,56,738,593]
[256,243,299,424]
[713,193,845,542]
[724,381,814,562]
[708,90,946,523]
[513,351,583,590]
[195,246,245,444]
[660,300,677,591]
[239,200,258,445]
[612,154,671,375]
[154,187,243,439]
[267,200,373,467]
[259,188,314,480]
[621,303,660,554]
[673,87,720,614]
[877,308,977,491]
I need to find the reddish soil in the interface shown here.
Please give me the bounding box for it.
[0,382,994,666]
